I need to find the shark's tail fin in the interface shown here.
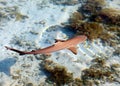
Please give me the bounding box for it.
[5,46,26,55]
[19,52,25,55]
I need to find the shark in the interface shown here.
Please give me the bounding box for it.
[5,35,87,55]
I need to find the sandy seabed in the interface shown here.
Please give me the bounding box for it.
[0,0,119,86]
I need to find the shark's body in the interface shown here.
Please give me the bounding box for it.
[5,35,87,55]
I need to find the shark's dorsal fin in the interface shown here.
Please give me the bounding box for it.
[55,39,65,43]
[68,46,77,55]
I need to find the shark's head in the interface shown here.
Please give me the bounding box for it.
[75,35,87,41]
[75,35,87,43]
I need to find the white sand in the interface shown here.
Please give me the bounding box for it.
[0,0,119,86]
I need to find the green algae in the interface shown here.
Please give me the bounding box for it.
[80,0,106,15]
[15,12,28,21]
[75,22,104,40]
[69,12,117,42]
[91,8,120,26]
[51,0,79,5]
[111,64,120,69]
[82,66,112,80]
[43,57,120,86]
[26,83,33,86]
[69,12,83,28]
[91,57,106,66]
[69,1,120,47]
[81,57,120,85]
[113,48,120,56]
[72,78,83,86]
[0,6,28,22]
[69,10,114,41]
[44,60,73,86]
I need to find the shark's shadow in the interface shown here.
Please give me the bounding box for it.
[45,25,76,38]
[39,25,76,47]
[0,58,16,75]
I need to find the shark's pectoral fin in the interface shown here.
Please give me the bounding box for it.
[44,53,51,56]
[31,50,35,52]
[68,46,77,55]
